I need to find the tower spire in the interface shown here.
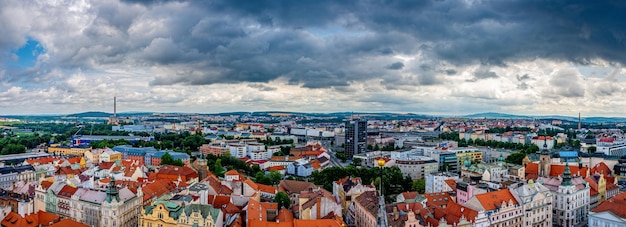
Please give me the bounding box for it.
[562,162,573,186]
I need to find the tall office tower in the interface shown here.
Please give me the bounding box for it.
[345,119,367,158]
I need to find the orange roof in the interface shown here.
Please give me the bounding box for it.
[606,176,616,185]
[590,187,599,196]
[1,211,60,227]
[584,177,599,191]
[310,160,321,170]
[49,219,88,227]
[98,162,115,170]
[26,157,57,165]
[245,179,259,191]
[525,163,538,175]
[294,219,345,227]
[66,157,81,164]
[607,183,619,190]
[40,181,54,190]
[142,179,175,203]
[156,165,199,181]
[424,192,452,208]
[401,191,419,200]
[271,156,300,161]
[445,201,478,224]
[550,164,588,178]
[474,189,518,211]
[444,179,457,191]
[591,162,612,175]
[592,192,626,218]
[257,183,277,194]
[58,186,78,198]
[267,166,286,171]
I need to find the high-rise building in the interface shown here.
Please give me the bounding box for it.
[344,119,366,158]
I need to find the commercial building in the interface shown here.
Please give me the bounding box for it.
[139,200,223,227]
[538,163,590,227]
[463,189,524,227]
[425,172,458,193]
[509,181,553,227]
[345,119,366,158]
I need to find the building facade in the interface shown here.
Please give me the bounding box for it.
[510,181,553,227]
[139,201,223,227]
[538,163,590,227]
[345,119,366,158]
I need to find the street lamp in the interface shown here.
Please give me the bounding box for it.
[378,158,386,195]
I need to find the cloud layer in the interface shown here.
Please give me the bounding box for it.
[0,0,625,116]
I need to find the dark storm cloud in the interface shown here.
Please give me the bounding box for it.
[5,0,626,90]
[468,67,498,82]
[386,62,404,70]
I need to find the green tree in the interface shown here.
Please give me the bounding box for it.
[504,152,526,165]
[412,179,425,194]
[274,192,291,209]
[160,152,174,165]
[588,146,597,153]
[255,172,272,185]
[269,170,283,185]
[214,159,225,177]
[352,158,363,166]
[1,144,26,155]
[336,152,347,162]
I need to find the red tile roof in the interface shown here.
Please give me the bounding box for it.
[424,192,452,208]
[142,179,175,203]
[591,162,612,175]
[57,186,78,198]
[1,211,60,227]
[444,179,457,191]
[40,181,54,190]
[48,219,89,227]
[592,192,626,218]
[257,183,277,194]
[550,164,588,178]
[474,189,518,211]
[98,162,115,170]
[400,191,419,200]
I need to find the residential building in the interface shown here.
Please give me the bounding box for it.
[0,165,36,189]
[0,210,61,227]
[47,145,91,156]
[509,180,553,227]
[425,172,458,193]
[332,176,376,226]
[297,188,342,220]
[463,189,524,227]
[353,190,379,227]
[345,119,366,158]
[37,178,143,227]
[151,151,191,167]
[287,159,313,177]
[99,148,122,163]
[139,200,223,227]
[278,180,316,208]
[393,156,438,180]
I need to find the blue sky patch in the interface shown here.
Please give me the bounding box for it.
[7,38,45,69]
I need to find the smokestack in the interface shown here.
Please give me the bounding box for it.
[578,112,581,130]
[114,96,117,118]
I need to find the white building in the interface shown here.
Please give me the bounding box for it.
[538,163,590,227]
[510,180,553,227]
[391,151,438,179]
[425,172,458,193]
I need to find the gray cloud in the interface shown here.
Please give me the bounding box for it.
[548,69,585,98]
[386,62,404,70]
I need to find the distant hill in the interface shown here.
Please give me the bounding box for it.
[67,112,111,118]
[463,112,532,119]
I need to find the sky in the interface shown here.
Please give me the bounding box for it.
[1,0,626,116]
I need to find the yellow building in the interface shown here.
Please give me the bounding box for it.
[140,201,223,227]
[47,145,92,156]
[455,150,483,165]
